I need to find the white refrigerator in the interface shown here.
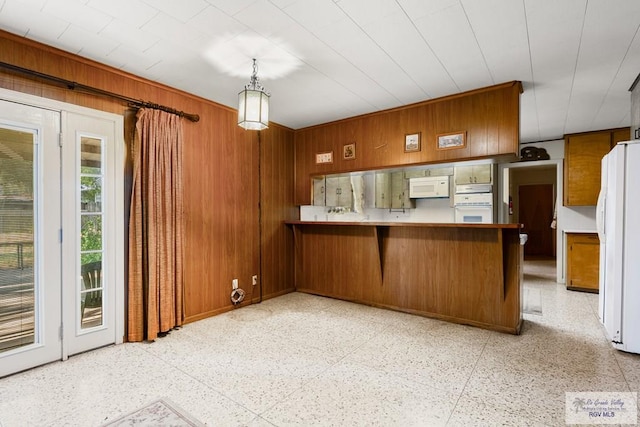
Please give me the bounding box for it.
[597,140,640,354]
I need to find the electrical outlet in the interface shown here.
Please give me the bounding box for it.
[252,275,258,286]
[232,278,238,289]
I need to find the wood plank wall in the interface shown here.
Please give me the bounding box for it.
[0,30,296,326]
[294,81,522,205]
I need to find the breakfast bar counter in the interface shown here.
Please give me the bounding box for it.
[286,221,524,334]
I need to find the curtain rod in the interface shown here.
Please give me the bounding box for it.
[0,61,200,122]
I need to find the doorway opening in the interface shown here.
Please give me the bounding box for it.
[501,162,560,282]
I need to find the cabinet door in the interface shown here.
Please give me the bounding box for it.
[375,173,391,208]
[428,166,454,177]
[404,169,426,179]
[325,176,339,207]
[566,233,600,292]
[564,132,611,206]
[390,172,415,209]
[312,176,325,206]
[454,166,474,185]
[472,164,492,184]
[337,176,353,207]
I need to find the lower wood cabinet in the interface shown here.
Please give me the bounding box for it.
[566,233,599,293]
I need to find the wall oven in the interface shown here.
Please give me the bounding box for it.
[454,193,494,224]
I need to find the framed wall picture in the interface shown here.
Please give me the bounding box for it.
[437,131,466,150]
[315,151,333,164]
[404,132,421,152]
[343,143,356,160]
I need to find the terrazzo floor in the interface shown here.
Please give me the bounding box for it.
[1,259,639,426]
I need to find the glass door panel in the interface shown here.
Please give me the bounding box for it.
[0,127,36,353]
[0,98,62,378]
[79,136,104,330]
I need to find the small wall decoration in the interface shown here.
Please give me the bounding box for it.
[437,131,466,150]
[404,132,421,152]
[343,143,356,160]
[315,151,333,164]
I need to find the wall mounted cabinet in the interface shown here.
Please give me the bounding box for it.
[390,171,415,209]
[454,164,492,185]
[325,176,352,207]
[312,176,325,206]
[563,128,628,206]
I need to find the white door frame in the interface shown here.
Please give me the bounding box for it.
[0,87,125,357]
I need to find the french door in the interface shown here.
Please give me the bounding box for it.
[0,93,123,377]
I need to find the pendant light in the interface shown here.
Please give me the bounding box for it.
[238,58,269,130]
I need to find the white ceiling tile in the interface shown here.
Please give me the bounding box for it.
[412,3,493,91]
[462,0,531,84]
[565,0,640,130]
[206,0,259,17]
[589,91,631,131]
[57,23,119,57]
[233,0,297,39]
[141,0,209,23]
[99,19,159,52]
[187,5,247,39]
[105,44,160,72]
[0,0,67,39]
[42,0,112,33]
[279,0,344,33]
[315,18,423,105]
[336,0,399,26]
[361,10,458,99]
[267,0,297,8]
[86,0,158,28]
[140,12,210,51]
[397,0,459,21]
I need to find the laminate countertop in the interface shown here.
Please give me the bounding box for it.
[285,220,522,229]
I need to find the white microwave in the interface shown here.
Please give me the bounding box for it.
[409,176,450,198]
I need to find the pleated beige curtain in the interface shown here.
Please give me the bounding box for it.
[128,108,184,342]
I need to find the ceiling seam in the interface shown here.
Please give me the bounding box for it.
[562,0,589,136]
[523,0,541,141]
[396,0,460,94]
[591,22,640,125]
[330,1,422,103]
[459,1,495,86]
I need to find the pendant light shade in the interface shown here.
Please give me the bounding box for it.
[238,59,269,130]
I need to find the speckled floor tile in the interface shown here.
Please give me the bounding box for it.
[345,322,490,393]
[2,261,639,427]
[461,349,630,426]
[614,350,640,392]
[261,361,458,426]
[447,395,554,427]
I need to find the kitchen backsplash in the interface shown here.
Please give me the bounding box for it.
[300,197,455,223]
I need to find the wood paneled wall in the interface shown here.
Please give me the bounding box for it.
[0,30,296,325]
[294,81,522,205]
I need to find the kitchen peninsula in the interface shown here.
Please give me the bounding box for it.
[286,221,523,334]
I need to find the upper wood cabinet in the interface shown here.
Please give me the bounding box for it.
[563,128,628,206]
[294,81,522,205]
